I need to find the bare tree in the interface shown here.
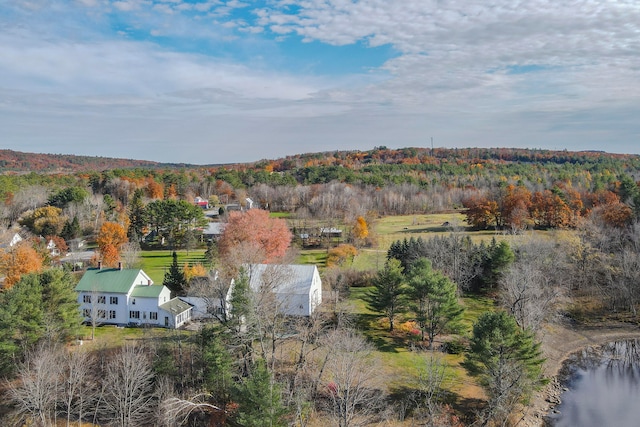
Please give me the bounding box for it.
[499,261,559,332]
[6,344,62,427]
[86,288,105,341]
[120,241,142,269]
[61,349,94,427]
[247,264,293,372]
[186,270,231,323]
[409,356,458,427]
[100,344,156,427]
[159,394,225,427]
[319,328,383,427]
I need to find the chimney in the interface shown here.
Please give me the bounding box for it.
[118,262,123,270]
[98,261,102,270]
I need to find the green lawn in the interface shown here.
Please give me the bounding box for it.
[140,250,207,283]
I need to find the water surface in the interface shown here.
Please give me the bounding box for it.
[550,339,640,427]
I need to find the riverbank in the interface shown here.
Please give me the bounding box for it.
[516,319,640,427]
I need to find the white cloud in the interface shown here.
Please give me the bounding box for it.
[1,0,640,162]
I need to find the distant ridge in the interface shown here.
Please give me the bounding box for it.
[0,149,196,173]
[1,147,637,174]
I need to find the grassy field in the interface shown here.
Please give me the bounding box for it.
[346,286,492,401]
[140,249,208,283]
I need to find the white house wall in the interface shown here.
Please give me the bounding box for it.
[128,296,163,326]
[77,291,129,325]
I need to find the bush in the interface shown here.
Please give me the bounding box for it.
[442,338,467,355]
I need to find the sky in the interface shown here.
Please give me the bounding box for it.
[1,0,640,164]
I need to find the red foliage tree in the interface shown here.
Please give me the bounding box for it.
[218,209,292,264]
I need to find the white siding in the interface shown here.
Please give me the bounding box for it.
[77,291,129,325]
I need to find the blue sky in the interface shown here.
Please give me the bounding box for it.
[1,0,639,164]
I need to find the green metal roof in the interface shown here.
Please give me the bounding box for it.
[130,285,165,298]
[75,268,145,293]
[159,298,192,315]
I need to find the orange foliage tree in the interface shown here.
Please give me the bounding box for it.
[218,209,292,264]
[0,242,44,288]
[530,190,572,228]
[97,222,128,267]
[463,195,499,229]
[326,244,358,267]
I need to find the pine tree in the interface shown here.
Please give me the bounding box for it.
[127,189,147,242]
[462,311,545,426]
[233,360,288,427]
[366,258,406,331]
[406,258,464,348]
[163,251,187,296]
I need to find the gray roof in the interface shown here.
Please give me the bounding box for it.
[202,222,226,235]
[246,264,318,296]
[160,298,193,315]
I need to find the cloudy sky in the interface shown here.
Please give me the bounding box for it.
[1,0,639,164]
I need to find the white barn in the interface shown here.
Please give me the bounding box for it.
[75,265,192,328]
[235,264,323,317]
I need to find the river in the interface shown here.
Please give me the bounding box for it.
[547,339,640,427]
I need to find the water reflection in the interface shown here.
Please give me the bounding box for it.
[550,339,640,427]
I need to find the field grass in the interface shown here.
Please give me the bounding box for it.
[76,324,194,349]
[298,249,328,266]
[346,287,492,400]
[140,249,208,283]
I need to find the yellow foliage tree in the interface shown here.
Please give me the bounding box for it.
[353,216,369,241]
[183,263,207,283]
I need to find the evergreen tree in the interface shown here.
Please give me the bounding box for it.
[406,258,464,348]
[201,326,234,408]
[38,269,82,341]
[0,270,81,376]
[163,251,187,296]
[462,311,545,426]
[61,216,81,241]
[204,239,217,267]
[233,360,288,427]
[127,189,147,242]
[366,258,406,331]
[481,239,515,291]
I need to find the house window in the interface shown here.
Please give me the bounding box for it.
[83,295,91,303]
[109,310,116,319]
[110,296,118,305]
[97,296,106,304]
[98,310,106,319]
[129,311,140,319]
[143,312,147,319]
[82,309,90,317]
[150,312,157,320]
[132,298,136,305]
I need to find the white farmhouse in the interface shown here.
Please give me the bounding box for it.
[231,264,323,317]
[75,264,192,328]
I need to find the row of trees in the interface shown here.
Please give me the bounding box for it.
[464,181,640,230]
